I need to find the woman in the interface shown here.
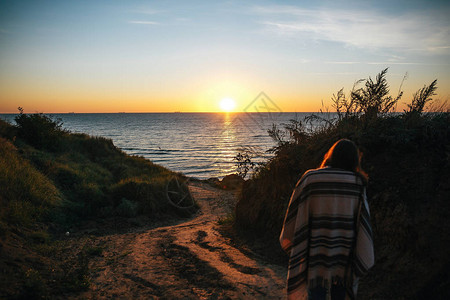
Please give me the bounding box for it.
[280,139,374,300]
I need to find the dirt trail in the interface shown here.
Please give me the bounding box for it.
[77,181,287,299]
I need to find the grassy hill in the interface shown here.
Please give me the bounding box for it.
[234,70,450,299]
[0,112,196,298]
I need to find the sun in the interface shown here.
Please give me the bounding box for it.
[219,98,236,112]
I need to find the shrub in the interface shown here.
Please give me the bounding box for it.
[52,164,84,190]
[350,68,403,119]
[75,182,109,216]
[234,70,450,299]
[115,198,138,217]
[234,148,257,179]
[111,177,168,215]
[0,118,16,140]
[406,79,438,114]
[14,107,68,151]
[77,134,120,161]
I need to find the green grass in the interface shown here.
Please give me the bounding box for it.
[0,113,197,298]
[0,137,62,226]
[0,112,196,229]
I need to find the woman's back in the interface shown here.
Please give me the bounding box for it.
[280,140,374,300]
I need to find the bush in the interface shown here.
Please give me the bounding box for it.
[0,118,16,140]
[350,68,403,119]
[14,107,68,151]
[111,177,168,215]
[115,198,138,217]
[234,70,450,299]
[406,79,438,114]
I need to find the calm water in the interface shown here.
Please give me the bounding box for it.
[1,112,315,179]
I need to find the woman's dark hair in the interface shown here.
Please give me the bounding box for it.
[320,139,368,183]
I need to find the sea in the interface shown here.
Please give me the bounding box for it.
[0,112,323,179]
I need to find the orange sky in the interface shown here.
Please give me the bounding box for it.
[1,1,449,113]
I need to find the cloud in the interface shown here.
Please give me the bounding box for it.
[129,8,163,15]
[366,61,446,65]
[253,5,450,53]
[324,61,448,66]
[129,21,159,25]
[324,61,361,65]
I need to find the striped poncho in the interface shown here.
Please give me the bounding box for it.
[280,167,374,300]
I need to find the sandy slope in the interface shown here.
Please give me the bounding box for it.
[77,181,287,299]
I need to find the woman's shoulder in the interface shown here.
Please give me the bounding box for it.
[303,167,351,177]
[299,167,364,185]
[296,167,330,186]
[299,168,321,179]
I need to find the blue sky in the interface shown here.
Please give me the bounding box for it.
[1,0,449,112]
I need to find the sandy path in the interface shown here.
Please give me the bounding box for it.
[77,181,287,299]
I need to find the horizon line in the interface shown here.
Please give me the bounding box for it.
[0,111,320,114]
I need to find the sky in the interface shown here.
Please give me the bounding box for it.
[0,0,449,113]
